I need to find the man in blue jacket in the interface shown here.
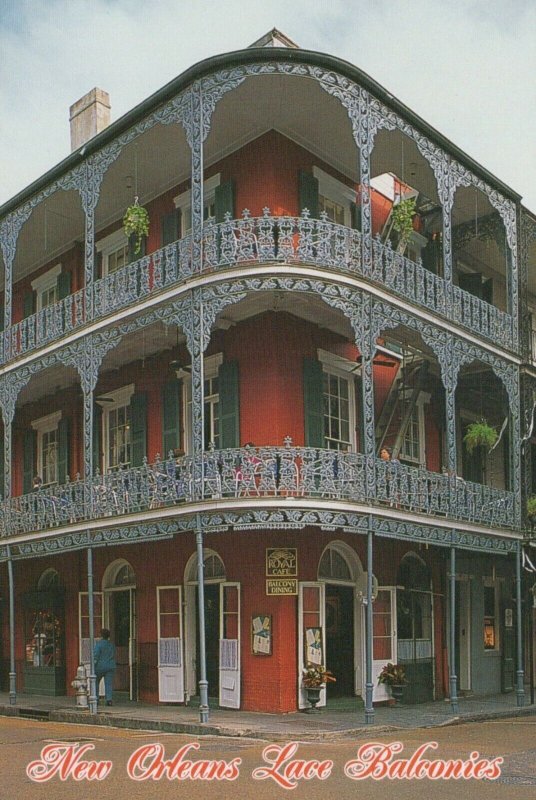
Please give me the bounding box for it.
[94,628,116,706]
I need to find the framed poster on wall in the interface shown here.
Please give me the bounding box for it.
[251,614,272,655]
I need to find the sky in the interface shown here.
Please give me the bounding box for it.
[0,0,535,211]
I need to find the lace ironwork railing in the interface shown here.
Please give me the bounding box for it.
[5,236,193,361]
[202,209,362,273]
[2,211,514,363]
[1,445,515,537]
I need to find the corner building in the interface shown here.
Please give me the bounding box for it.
[0,30,529,718]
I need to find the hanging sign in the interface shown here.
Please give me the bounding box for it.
[266,548,297,577]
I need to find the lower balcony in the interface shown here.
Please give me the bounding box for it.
[2,446,515,538]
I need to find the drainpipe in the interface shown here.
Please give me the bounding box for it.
[448,544,458,713]
[7,545,16,705]
[364,522,374,724]
[87,545,98,714]
[195,512,209,723]
[516,542,525,707]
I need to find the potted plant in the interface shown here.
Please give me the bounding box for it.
[378,662,407,705]
[391,197,416,251]
[302,665,336,712]
[527,496,536,525]
[463,420,498,454]
[123,197,150,256]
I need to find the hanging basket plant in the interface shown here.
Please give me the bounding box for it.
[463,420,498,454]
[391,197,416,247]
[123,198,149,255]
[527,496,536,520]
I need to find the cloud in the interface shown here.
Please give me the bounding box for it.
[0,0,535,209]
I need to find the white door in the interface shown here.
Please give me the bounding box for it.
[371,587,397,702]
[298,582,326,709]
[219,582,240,708]
[157,586,184,702]
[78,591,103,665]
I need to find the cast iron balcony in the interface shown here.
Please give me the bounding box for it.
[1,445,515,538]
[1,210,514,363]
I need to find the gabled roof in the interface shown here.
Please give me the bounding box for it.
[248,28,299,49]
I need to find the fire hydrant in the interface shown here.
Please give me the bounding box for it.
[71,665,88,708]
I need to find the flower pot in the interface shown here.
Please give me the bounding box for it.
[390,684,405,705]
[304,686,322,712]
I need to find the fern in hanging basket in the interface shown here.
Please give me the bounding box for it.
[527,496,536,520]
[123,200,149,255]
[391,197,416,246]
[463,420,498,454]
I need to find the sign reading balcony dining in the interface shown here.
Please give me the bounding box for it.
[266,548,297,577]
[266,579,298,596]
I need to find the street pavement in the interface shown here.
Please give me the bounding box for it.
[0,714,535,799]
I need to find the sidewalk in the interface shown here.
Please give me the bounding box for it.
[0,692,534,741]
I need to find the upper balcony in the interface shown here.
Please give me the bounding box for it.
[0,57,518,367]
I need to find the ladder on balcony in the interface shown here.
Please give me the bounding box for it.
[392,360,429,460]
[375,357,428,455]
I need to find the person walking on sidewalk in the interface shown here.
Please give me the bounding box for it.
[94,628,116,706]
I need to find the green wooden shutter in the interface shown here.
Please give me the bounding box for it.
[298,170,319,219]
[128,233,146,264]
[23,291,36,319]
[161,210,181,246]
[0,303,4,333]
[162,379,181,457]
[303,357,324,447]
[57,271,72,300]
[94,248,102,281]
[0,433,4,500]
[93,403,102,475]
[130,392,147,467]
[57,417,70,484]
[350,201,362,232]
[23,429,36,494]
[214,180,235,223]
[218,360,239,449]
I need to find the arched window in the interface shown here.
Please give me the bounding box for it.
[185,550,226,582]
[318,546,352,582]
[37,569,61,592]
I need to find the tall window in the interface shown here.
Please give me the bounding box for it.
[398,392,429,466]
[100,385,134,471]
[183,354,223,453]
[32,411,61,486]
[175,174,220,238]
[204,374,220,449]
[483,580,498,651]
[31,264,61,312]
[323,370,351,450]
[313,167,355,227]
[96,229,129,277]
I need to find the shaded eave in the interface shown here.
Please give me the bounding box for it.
[1,45,522,218]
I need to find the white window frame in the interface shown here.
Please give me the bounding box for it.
[398,390,430,467]
[98,384,135,472]
[483,577,500,652]
[31,263,62,312]
[95,228,129,277]
[318,348,357,451]
[32,410,62,486]
[181,353,223,454]
[313,166,355,227]
[174,173,221,237]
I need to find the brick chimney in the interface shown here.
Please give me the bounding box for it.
[69,88,111,151]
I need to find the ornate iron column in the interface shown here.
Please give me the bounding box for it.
[516,541,525,707]
[364,520,374,724]
[7,545,16,705]
[360,296,377,501]
[448,542,458,713]
[87,546,98,714]
[195,514,209,723]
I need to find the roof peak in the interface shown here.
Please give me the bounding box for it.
[248,28,300,49]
